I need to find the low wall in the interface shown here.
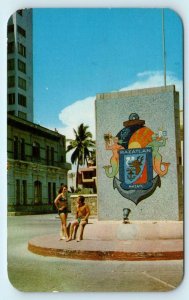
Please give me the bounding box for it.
[70,194,97,216]
[8,204,56,215]
[83,220,183,240]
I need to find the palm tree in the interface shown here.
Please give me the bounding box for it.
[66,123,95,189]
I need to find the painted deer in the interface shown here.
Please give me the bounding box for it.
[128,156,144,175]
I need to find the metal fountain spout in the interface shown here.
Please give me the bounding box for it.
[123,208,131,224]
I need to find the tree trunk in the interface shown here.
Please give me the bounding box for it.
[76,160,79,190]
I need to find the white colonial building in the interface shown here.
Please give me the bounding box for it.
[7,115,71,214]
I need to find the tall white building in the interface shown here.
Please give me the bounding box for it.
[7,9,33,122]
[7,9,71,214]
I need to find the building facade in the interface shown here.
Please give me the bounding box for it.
[7,9,33,122]
[8,115,71,214]
[78,163,97,193]
[7,9,72,214]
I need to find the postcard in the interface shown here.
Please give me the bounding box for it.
[7,7,183,293]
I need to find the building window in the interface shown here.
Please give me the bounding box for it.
[8,24,14,33]
[20,138,25,160]
[8,93,15,105]
[51,147,54,166]
[17,25,26,37]
[16,179,21,205]
[18,94,26,107]
[22,180,27,204]
[14,136,19,159]
[48,182,51,203]
[32,142,40,161]
[34,181,42,204]
[18,111,27,120]
[8,42,14,53]
[18,77,26,90]
[18,59,26,73]
[48,182,56,204]
[53,183,56,199]
[8,76,15,88]
[8,59,15,71]
[13,137,25,160]
[46,146,50,165]
[18,43,26,57]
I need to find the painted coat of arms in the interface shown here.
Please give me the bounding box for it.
[103,113,170,205]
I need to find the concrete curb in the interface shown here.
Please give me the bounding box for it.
[28,220,183,261]
[28,234,183,261]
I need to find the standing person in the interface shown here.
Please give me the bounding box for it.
[67,195,90,242]
[54,185,69,240]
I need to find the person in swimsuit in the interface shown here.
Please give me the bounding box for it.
[54,185,69,240]
[67,195,90,242]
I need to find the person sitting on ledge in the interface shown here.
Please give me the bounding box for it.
[67,195,90,242]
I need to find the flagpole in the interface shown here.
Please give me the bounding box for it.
[162,9,166,87]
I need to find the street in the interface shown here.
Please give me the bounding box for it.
[7,214,183,292]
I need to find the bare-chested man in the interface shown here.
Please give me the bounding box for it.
[67,195,90,242]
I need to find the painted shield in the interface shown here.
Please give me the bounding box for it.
[119,147,153,190]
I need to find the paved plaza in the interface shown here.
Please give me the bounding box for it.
[7,214,184,293]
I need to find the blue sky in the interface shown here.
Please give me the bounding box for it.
[33,8,183,138]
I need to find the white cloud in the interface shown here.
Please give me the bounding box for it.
[120,71,183,108]
[56,71,183,141]
[52,70,183,173]
[137,70,162,77]
[58,96,96,139]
